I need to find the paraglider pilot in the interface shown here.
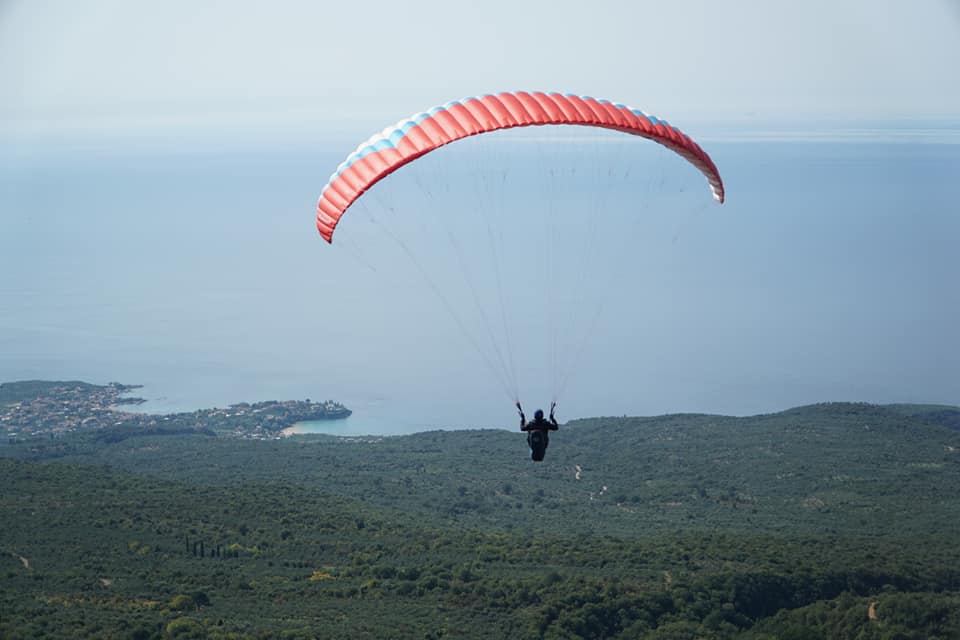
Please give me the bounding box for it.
[517,401,558,462]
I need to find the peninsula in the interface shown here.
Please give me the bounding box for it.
[0,380,350,443]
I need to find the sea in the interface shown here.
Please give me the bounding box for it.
[2,121,958,436]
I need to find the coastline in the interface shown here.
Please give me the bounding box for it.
[1,380,352,441]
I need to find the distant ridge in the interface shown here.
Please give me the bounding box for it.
[0,380,108,403]
[884,403,960,431]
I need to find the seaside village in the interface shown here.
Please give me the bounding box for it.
[1,381,350,442]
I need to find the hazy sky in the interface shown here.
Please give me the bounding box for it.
[2,0,959,138]
[1,1,958,426]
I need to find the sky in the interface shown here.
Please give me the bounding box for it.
[1,1,958,428]
[2,0,959,141]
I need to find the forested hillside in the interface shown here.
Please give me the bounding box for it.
[2,402,959,638]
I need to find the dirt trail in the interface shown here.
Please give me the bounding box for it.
[10,551,30,570]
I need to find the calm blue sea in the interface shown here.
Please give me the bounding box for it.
[2,125,958,435]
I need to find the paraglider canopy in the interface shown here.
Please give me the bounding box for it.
[317,91,724,243]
